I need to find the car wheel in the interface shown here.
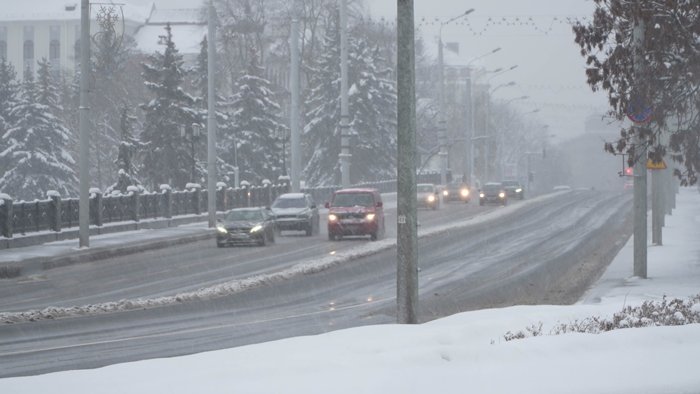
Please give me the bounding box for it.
[216,241,226,248]
[268,229,275,244]
[305,220,313,236]
[479,201,484,206]
[258,233,267,246]
[370,231,378,241]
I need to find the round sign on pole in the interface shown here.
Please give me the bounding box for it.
[627,98,653,123]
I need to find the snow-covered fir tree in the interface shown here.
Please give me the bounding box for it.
[301,15,343,186]
[0,60,77,200]
[106,103,145,194]
[302,19,398,186]
[140,23,203,190]
[226,47,286,183]
[346,39,397,182]
[0,57,19,183]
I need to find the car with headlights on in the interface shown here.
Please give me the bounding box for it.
[501,180,524,200]
[326,188,385,241]
[479,183,507,206]
[442,182,471,203]
[271,193,320,236]
[216,207,276,247]
[416,183,440,210]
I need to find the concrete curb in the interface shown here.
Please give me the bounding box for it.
[0,230,216,279]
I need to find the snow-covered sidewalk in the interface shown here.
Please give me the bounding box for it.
[1,188,699,393]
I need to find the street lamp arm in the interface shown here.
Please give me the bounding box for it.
[439,9,475,36]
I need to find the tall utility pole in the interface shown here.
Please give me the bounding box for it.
[207,0,217,228]
[290,19,301,193]
[339,0,351,188]
[632,13,648,278]
[396,0,418,324]
[78,0,91,248]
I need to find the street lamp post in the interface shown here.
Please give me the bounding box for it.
[181,123,201,183]
[485,81,516,181]
[438,9,474,185]
[469,67,501,188]
[464,47,501,186]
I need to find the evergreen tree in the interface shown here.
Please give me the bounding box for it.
[140,23,202,190]
[105,103,145,194]
[0,60,77,200]
[301,16,343,186]
[302,19,398,186]
[226,47,286,183]
[347,39,397,182]
[0,58,19,183]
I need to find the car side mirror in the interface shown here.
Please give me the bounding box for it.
[325,202,330,209]
[376,201,383,208]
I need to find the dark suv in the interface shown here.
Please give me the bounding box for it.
[479,183,507,206]
[326,188,385,241]
[271,193,320,236]
[501,180,524,200]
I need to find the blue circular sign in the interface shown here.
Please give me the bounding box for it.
[627,98,653,123]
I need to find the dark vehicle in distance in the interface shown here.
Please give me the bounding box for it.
[501,180,524,200]
[479,183,507,206]
[442,182,471,203]
[417,183,440,210]
[271,193,319,236]
[326,188,385,241]
[216,207,276,247]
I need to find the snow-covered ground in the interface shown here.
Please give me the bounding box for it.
[1,188,699,393]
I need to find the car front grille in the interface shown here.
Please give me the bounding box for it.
[337,212,366,220]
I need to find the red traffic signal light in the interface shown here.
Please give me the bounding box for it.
[626,168,632,175]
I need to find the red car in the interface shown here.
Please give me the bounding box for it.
[325,188,385,241]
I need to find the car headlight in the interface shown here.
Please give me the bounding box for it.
[366,213,375,221]
[427,195,435,202]
[461,189,469,196]
[479,193,485,198]
[442,190,449,196]
[328,214,337,222]
[250,225,262,233]
[515,188,522,193]
[217,226,228,234]
[499,192,505,198]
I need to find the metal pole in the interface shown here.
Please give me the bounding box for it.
[465,72,472,186]
[632,14,647,278]
[396,0,418,324]
[437,36,448,185]
[290,19,301,192]
[339,0,351,188]
[191,138,196,183]
[78,0,91,248]
[207,0,217,227]
[527,154,531,192]
[485,95,490,182]
[652,167,661,245]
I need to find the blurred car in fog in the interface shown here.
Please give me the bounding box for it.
[501,180,524,200]
[216,207,276,247]
[417,183,440,210]
[271,193,319,236]
[479,183,507,206]
[442,182,471,203]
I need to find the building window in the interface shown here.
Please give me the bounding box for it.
[23,40,34,72]
[50,40,61,79]
[0,41,6,61]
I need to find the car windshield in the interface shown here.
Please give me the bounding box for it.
[417,185,434,193]
[483,184,501,192]
[447,183,465,190]
[331,192,374,207]
[272,198,306,209]
[226,210,263,221]
[502,181,519,187]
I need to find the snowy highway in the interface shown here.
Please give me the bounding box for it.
[0,190,632,378]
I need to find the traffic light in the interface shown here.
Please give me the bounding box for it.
[626,167,632,175]
[528,171,535,182]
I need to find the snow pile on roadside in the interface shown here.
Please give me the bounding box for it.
[0,192,568,325]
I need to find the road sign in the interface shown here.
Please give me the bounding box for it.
[646,158,667,170]
[627,98,653,123]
